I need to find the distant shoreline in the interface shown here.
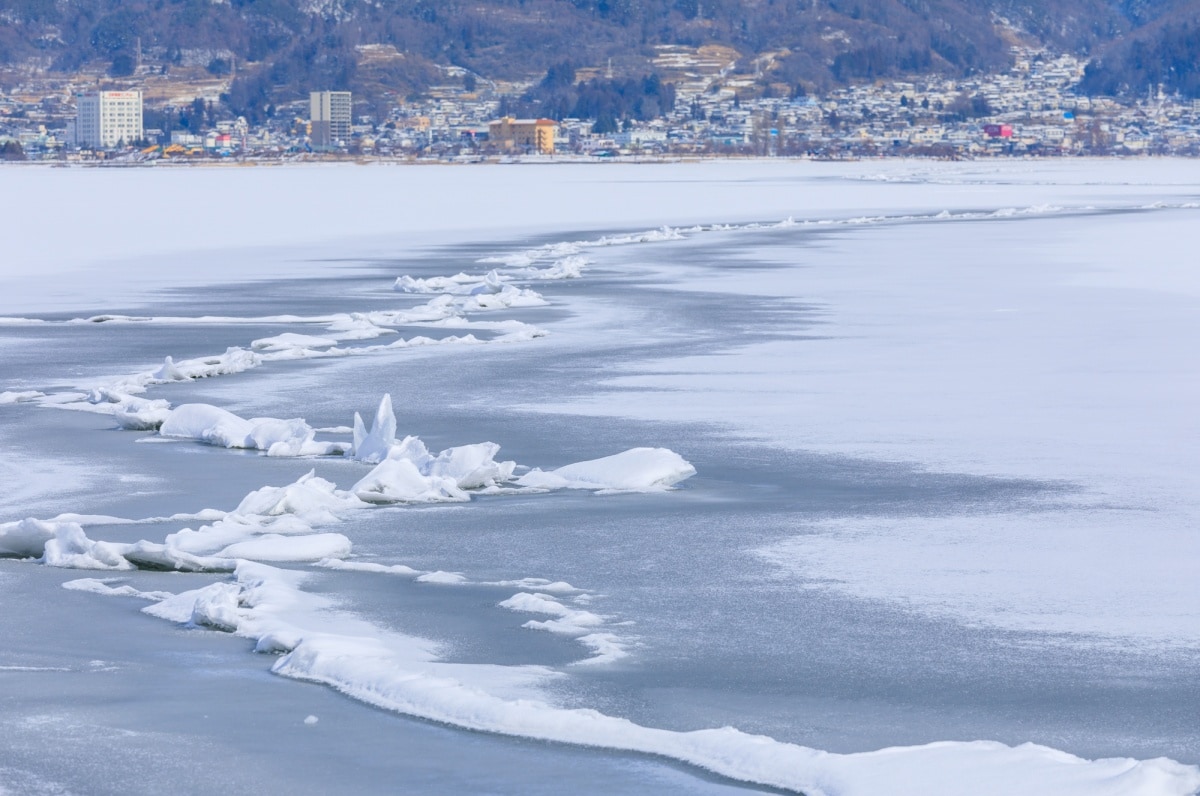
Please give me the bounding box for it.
[1,151,1190,168]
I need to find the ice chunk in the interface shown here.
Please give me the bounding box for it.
[388,435,433,469]
[516,447,696,492]
[485,578,580,594]
[161,403,256,447]
[251,332,338,351]
[504,255,588,280]
[121,540,237,572]
[593,225,685,246]
[352,458,467,505]
[460,284,546,311]
[41,523,132,571]
[0,517,59,558]
[190,582,241,632]
[160,403,340,456]
[233,471,363,524]
[393,270,510,296]
[315,559,424,577]
[112,396,172,430]
[143,582,237,625]
[324,314,393,341]
[497,591,626,663]
[160,347,261,382]
[351,431,515,501]
[3,519,132,570]
[0,390,46,404]
[427,442,516,489]
[251,418,323,457]
[62,578,173,601]
[218,533,353,563]
[573,633,630,666]
[415,571,468,585]
[152,356,187,381]
[351,394,396,463]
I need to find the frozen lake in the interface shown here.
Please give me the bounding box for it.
[1,160,1198,796]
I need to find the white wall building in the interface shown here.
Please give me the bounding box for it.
[310,91,352,147]
[75,91,143,149]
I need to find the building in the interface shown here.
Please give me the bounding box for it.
[74,90,143,149]
[488,117,557,154]
[310,91,352,148]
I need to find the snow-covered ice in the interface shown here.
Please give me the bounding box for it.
[160,403,344,457]
[2,160,1199,796]
[516,447,697,492]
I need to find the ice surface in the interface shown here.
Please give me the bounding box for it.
[112,559,1200,796]
[5,161,1200,794]
[531,203,1200,648]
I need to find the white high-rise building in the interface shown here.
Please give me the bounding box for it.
[310,91,352,147]
[75,90,143,149]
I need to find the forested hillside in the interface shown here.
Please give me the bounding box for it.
[3,0,1199,110]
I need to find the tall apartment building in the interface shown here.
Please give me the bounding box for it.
[75,91,143,149]
[310,91,352,147]
[488,117,557,154]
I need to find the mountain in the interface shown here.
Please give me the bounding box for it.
[2,0,1199,115]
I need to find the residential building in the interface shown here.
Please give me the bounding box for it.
[75,90,143,149]
[311,91,352,147]
[488,117,556,154]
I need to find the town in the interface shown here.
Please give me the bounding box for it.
[3,44,1200,163]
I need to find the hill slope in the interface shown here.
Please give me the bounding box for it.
[2,0,1198,109]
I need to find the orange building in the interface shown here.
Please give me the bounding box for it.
[488,117,556,154]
